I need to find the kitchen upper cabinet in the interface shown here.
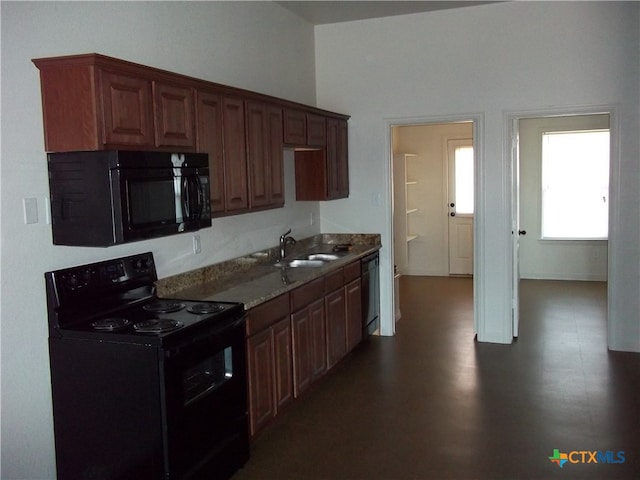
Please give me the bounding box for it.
[246,294,292,438]
[307,114,327,147]
[294,117,349,201]
[34,53,350,207]
[100,71,155,148]
[221,96,249,213]
[196,92,251,215]
[283,110,326,148]
[153,81,195,149]
[283,109,306,145]
[195,91,225,213]
[245,101,284,210]
[33,54,196,152]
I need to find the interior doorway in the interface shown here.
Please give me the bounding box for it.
[391,122,474,277]
[390,119,476,329]
[510,111,611,338]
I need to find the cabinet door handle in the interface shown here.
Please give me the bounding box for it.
[450,212,456,217]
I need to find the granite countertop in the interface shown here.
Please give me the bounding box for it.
[156,233,381,310]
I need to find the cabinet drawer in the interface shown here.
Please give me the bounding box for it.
[290,277,324,312]
[324,268,344,293]
[246,293,290,336]
[344,261,361,282]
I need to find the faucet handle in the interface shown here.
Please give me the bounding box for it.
[281,228,292,239]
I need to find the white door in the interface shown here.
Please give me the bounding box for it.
[510,119,521,338]
[447,140,474,275]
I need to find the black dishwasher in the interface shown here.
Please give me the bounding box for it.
[361,252,380,337]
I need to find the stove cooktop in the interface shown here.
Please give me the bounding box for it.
[45,252,245,347]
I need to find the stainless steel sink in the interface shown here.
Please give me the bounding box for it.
[274,251,347,268]
[279,259,326,268]
[304,253,343,261]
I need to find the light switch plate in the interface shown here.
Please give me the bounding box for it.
[23,198,38,224]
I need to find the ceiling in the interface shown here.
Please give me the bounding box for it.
[275,1,497,25]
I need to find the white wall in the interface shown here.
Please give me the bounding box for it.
[393,123,474,276]
[314,2,640,346]
[519,114,610,281]
[0,2,318,478]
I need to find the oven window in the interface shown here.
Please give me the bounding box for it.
[183,347,233,406]
[128,178,180,227]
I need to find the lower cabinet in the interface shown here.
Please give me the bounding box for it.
[325,288,347,369]
[291,278,327,397]
[246,295,292,438]
[245,259,367,439]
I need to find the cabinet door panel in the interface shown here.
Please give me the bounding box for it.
[246,102,269,208]
[222,97,249,212]
[291,309,312,397]
[307,114,326,147]
[247,329,275,437]
[346,278,363,351]
[309,298,327,380]
[337,119,350,198]
[267,106,284,206]
[273,318,293,411]
[325,289,347,369]
[196,91,225,213]
[153,82,195,148]
[283,109,306,145]
[100,71,154,147]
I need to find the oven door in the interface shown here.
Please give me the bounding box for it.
[113,166,211,243]
[162,316,249,479]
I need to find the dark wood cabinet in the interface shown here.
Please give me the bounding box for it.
[195,91,225,213]
[246,101,284,210]
[291,278,326,397]
[283,109,307,145]
[325,288,347,369]
[33,55,198,152]
[345,277,363,351]
[153,81,195,149]
[222,97,249,212]
[294,117,349,201]
[197,93,249,215]
[100,71,155,148]
[33,53,350,210]
[246,328,274,437]
[325,261,362,369]
[246,294,292,438]
[283,110,327,147]
[307,114,327,147]
[326,117,349,199]
[292,298,326,397]
[244,255,370,440]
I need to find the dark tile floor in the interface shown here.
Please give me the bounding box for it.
[232,277,640,480]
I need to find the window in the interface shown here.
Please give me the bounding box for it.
[541,130,609,239]
[454,146,474,214]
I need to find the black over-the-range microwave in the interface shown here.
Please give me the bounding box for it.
[47,150,211,246]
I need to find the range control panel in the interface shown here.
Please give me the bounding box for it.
[47,252,157,306]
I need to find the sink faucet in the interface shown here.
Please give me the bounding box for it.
[279,228,297,261]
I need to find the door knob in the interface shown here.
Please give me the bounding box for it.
[518,230,527,235]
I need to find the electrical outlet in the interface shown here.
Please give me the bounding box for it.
[192,235,201,254]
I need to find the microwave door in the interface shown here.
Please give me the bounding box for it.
[174,172,185,229]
